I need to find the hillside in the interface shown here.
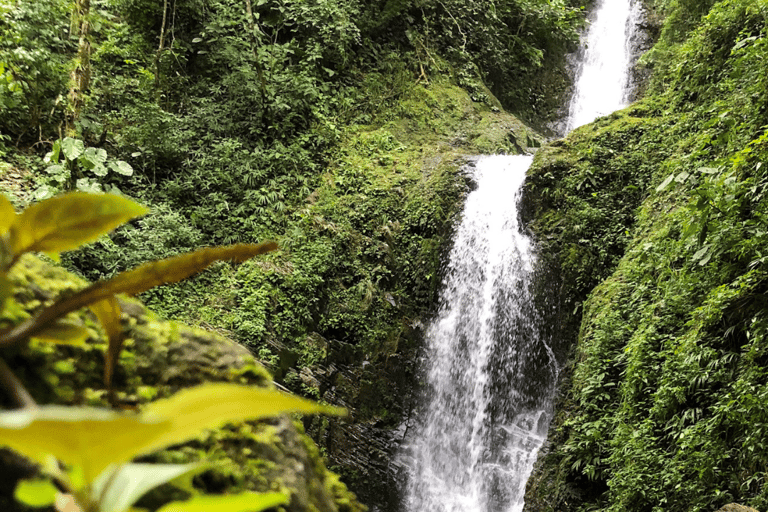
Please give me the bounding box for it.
[523,0,768,510]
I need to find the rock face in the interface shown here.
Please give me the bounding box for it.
[0,254,365,512]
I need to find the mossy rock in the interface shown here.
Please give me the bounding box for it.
[0,254,365,512]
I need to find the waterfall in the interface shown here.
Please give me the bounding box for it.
[566,0,642,131]
[397,1,642,511]
[399,155,555,512]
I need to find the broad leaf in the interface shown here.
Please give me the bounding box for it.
[75,179,103,194]
[156,492,289,512]
[93,463,205,512]
[8,193,148,258]
[655,173,675,192]
[1,194,16,235]
[89,296,123,388]
[0,384,342,486]
[14,478,58,507]
[91,163,109,177]
[0,406,173,484]
[61,138,85,162]
[109,161,134,177]
[140,383,345,456]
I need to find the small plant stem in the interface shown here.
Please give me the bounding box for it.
[0,357,37,409]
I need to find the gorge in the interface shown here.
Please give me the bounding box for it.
[2,0,768,511]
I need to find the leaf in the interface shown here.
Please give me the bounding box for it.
[14,478,58,507]
[91,163,108,177]
[89,296,123,388]
[656,173,675,192]
[93,463,206,512]
[31,321,90,346]
[85,147,108,165]
[0,405,173,483]
[61,138,85,162]
[49,140,61,164]
[76,179,103,194]
[692,244,711,261]
[32,186,57,201]
[0,194,14,235]
[140,383,346,454]
[0,384,342,485]
[674,171,690,183]
[45,164,66,175]
[0,243,276,347]
[0,275,10,311]
[156,492,289,512]
[109,161,134,177]
[8,193,148,258]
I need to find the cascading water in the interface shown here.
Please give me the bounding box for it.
[399,155,556,512]
[398,1,642,511]
[566,0,642,131]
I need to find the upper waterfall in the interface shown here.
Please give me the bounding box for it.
[566,0,642,131]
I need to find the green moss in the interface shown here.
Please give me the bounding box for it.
[3,254,364,512]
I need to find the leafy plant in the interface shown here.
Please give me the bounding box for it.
[0,191,342,512]
[36,137,134,199]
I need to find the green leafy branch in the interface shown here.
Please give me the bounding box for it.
[0,191,341,512]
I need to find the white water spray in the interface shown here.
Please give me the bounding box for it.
[566,0,642,131]
[398,1,642,511]
[400,156,554,512]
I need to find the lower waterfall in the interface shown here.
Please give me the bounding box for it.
[399,155,556,512]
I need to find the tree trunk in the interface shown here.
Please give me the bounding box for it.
[67,0,91,136]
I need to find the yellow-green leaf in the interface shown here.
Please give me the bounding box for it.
[156,492,289,512]
[30,321,90,346]
[86,242,278,299]
[139,383,345,457]
[93,463,206,512]
[0,384,342,487]
[0,406,173,484]
[8,193,148,258]
[14,478,59,507]
[0,194,14,235]
[89,296,123,388]
[0,243,277,348]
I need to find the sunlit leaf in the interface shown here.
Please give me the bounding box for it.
[0,406,173,484]
[93,463,205,512]
[91,163,109,177]
[8,193,148,258]
[140,383,345,456]
[655,173,675,192]
[109,161,134,177]
[61,138,84,161]
[31,321,90,346]
[89,296,123,387]
[14,478,58,507]
[156,492,289,512]
[75,179,102,194]
[0,384,341,486]
[0,194,15,235]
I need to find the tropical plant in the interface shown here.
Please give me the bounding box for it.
[0,191,342,512]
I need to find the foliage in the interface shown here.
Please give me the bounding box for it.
[524,0,768,510]
[0,191,344,512]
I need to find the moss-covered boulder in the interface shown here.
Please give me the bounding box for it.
[0,254,364,512]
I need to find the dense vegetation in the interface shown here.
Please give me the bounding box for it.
[523,0,768,510]
[0,0,588,504]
